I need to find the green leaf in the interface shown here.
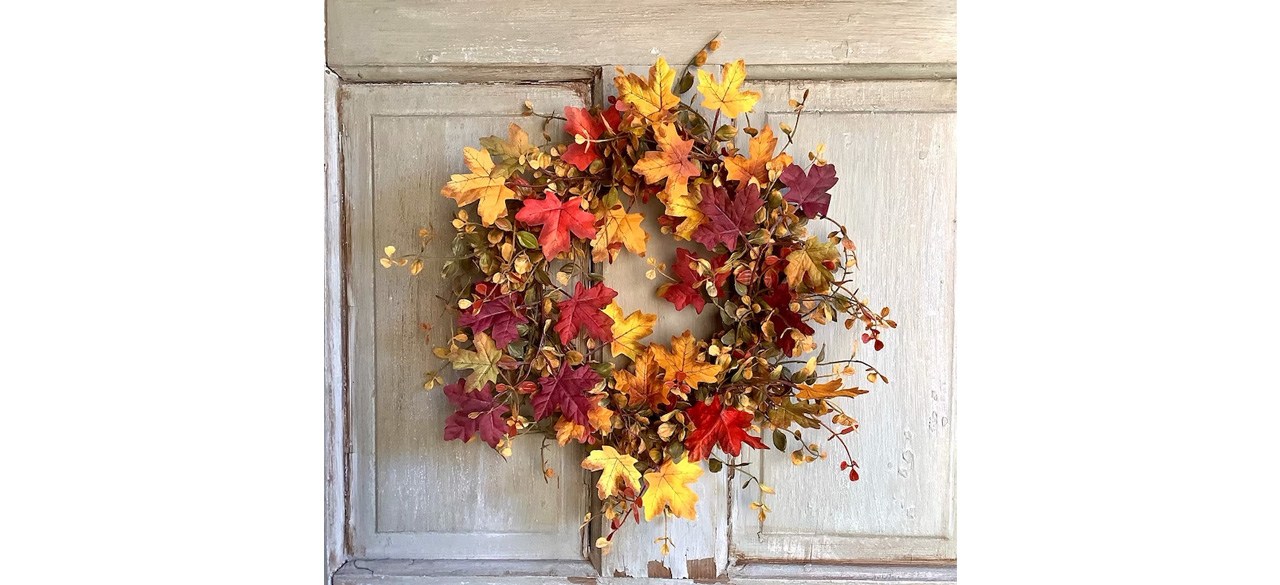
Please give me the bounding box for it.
[708,458,723,473]
[516,231,539,249]
[772,428,787,451]
[676,71,695,94]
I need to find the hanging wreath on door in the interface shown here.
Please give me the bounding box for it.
[382,40,895,553]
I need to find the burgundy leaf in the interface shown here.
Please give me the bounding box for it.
[780,163,838,217]
[761,283,815,356]
[692,183,763,252]
[442,378,511,448]
[531,363,601,426]
[457,292,527,347]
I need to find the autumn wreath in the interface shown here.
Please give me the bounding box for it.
[382,40,896,553]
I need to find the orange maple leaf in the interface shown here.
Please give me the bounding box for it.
[591,206,649,262]
[441,147,518,225]
[725,125,792,186]
[613,347,671,409]
[652,331,723,397]
[795,379,870,400]
[634,122,701,201]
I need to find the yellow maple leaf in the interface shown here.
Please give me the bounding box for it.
[659,186,706,239]
[783,237,840,292]
[725,125,787,186]
[592,206,649,262]
[581,445,643,499]
[635,122,701,202]
[604,302,656,360]
[614,57,681,123]
[641,455,703,521]
[696,60,761,118]
[441,147,517,225]
[613,347,671,409]
[652,331,723,393]
[796,379,870,400]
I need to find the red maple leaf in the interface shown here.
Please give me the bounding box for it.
[658,248,708,313]
[692,183,764,252]
[531,363,601,426]
[457,291,527,347]
[780,163,839,217]
[555,281,617,345]
[561,105,621,171]
[442,379,512,448]
[514,190,598,259]
[684,395,767,461]
[761,283,814,355]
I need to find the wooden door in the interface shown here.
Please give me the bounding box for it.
[325,2,956,583]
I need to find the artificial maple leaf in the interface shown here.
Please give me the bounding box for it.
[591,206,649,262]
[581,446,643,499]
[783,237,840,292]
[652,331,723,395]
[614,57,681,123]
[657,248,708,313]
[725,125,786,186]
[479,123,535,174]
[442,378,511,449]
[781,163,839,217]
[555,418,590,445]
[696,59,761,118]
[532,363,602,426]
[641,455,702,521]
[761,283,815,356]
[684,395,767,461]
[613,347,671,409]
[796,380,870,400]
[635,122,701,202]
[692,183,763,252]
[450,332,516,390]
[562,106,606,171]
[456,292,527,347]
[660,187,706,240]
[588,404,615,433]
[514,190,598,259]
[441,147,518,225]
[555,282,618,345]
[604,301,656,360]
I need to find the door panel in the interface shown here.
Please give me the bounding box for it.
[728,80,957,563]
[341,82,594,559]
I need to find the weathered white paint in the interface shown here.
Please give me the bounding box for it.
[326,3,958,581]
[325,69,348,578]
[326,0,955,75]
[340,82,598,560]
[728,80,956,563]
[332,559,955,584]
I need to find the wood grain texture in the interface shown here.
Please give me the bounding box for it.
[333,559,954,584]
[326,0,955,72]
[326,69,350,578]
[341,82,596,560]
[728,80,956,563]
